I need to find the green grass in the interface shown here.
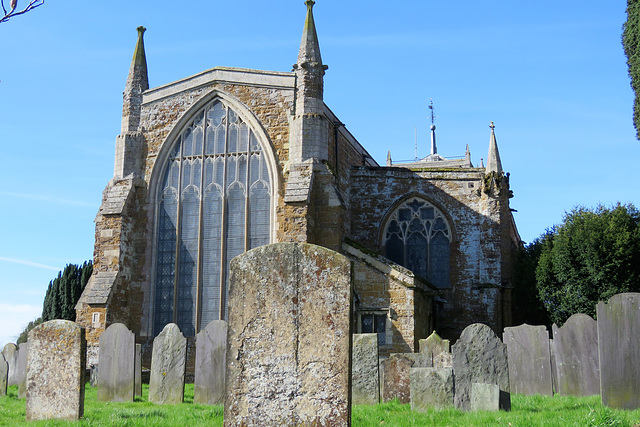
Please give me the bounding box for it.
[2,385,640,426]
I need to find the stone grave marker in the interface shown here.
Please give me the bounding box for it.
[503,323,553,396]
[149,323,187,404]
[380,353,414,403]
[352,333,379,405]
[552,313,599,397]
[597,293,640,409]
[410,367,454,411]
[194,320,227,405]
[453,323,510,411]
[224,243,352,427]
[16,342,29,398]
[2,343,18,386]
[25,320,86,421]
[0,353,7,397]
[135,344,142,397]
[470,383,501,411]
[419,330,452,367]
[97,323,135,402]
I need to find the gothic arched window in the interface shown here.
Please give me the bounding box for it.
[382,197,452,288]
[153,99,272,336]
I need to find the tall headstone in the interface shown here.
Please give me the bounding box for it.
[352,333,379,405]
[452,323,510,411]
[552,314,599,396]
[25,320,86,421]
[410,368,454,411]
[149,323,187,404]
[194,320,227,405]
[380,354,414,403]
[135,344,142,397]
[597,293,640,409]
[97,323,135,402]
[2,343,18,386]
[503,323,553,396]
[0,353,7,397]
[16,342,29,398]
[225,243,352,427]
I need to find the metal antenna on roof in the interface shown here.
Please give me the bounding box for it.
[429,99,438,155]
[414,126,418,161]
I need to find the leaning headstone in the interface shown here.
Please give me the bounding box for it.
[97,323,135,402]
[149,323,187,404]
[470,383,501,412]
[135,344,142,397]
[2,343,18,386]
[598,293,640,409]
[0,353,7,397]
[16,342,29,398]
[503,323,553,396]
[225,243,352,427]
[552,314,599,396]
[352,333,379,405]
[194,320,227,405]
[410,367,454,410]
[25,320,86,421]
[453,323,510,411]
[381,354,414,403]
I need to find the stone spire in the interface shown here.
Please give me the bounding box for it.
[485,121,503,174]
[121,26,149,134]
[293,0,328,106]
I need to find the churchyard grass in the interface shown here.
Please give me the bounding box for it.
[2,385,640,426]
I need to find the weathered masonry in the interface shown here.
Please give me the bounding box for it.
[76,1,520,361]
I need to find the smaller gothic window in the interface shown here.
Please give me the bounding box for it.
[359,312,388,347]
[383,197,452,288]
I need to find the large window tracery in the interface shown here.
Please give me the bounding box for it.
[153,99,272,336]
[382,197,452,289]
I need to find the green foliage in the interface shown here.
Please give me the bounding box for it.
[41,261,93,322]
[536,204,640,326]
[16,317,43,344]
[623,0,640,139]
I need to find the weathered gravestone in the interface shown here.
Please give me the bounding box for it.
[135,344,142,397]
[597,293,640,409]
[552,314,599,397]
[194,320,227,405]
[419,331,452,367]
[352,333,379,405]
[16,342,29,398]
[381,354,414,403]
[471,383,500,412]
[2,343,18,386]
[453,323,510,411]
[0,353,7,397]
[25,320,86,421]
[149,323,187,404]
[503,323,553,396]
[97,323,135,402]
[410,368,454,410]
[225,243,352,427]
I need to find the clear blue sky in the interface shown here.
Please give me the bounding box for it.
[0,1,637,347]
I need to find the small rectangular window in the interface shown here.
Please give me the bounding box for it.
[91,312,101,329]
[360,312,387,347]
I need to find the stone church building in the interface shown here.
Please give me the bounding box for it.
[76,1,520,359]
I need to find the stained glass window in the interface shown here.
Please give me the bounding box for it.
[382,197,451,288]
[153,99,272,336]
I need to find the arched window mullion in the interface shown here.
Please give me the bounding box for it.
[172,134,185,326]
[244,126,251,252]
[219,105,230,321]
[194,109,208,334]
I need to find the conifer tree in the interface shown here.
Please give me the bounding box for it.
[41,261,93,322]
[623,0,640,139]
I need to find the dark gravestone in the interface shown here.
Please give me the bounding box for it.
[2,343,18,386]
[149,323,187,404]
[194,320,227,405]
[453,323,510,411]
[352,333,379,405]
[381,354,414,403]
[16,342,29,398]
[598,293,640,409]
[97,323,135,402]
[225,243,352,427]
[503,323,553,396]
[25,320,86,421]
[552,314,599,396]
[135,344,142,397]
[410,367,454,410]
[0,353,7,396]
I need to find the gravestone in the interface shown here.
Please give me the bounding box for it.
[0,353,7,397]
[25,320,86,421]
[135,344,142,397]
[89,365,99,387]
[2,343,18,386]
[380,354,414,403]
[419,331,452,367]
[194,320,227,405]
[16,342,29,398]
[470,383,500,411]
[352,333,379,405]
[410,368,454,410]
[225,243,352,427]
[597,293,640,409]
[503,323,553,396]
[149,323,187,404]
[552,314,599,396]
[97,323,135,402]
[452,323,510,411]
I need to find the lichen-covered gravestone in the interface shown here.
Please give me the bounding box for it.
[25,320,86,421]
[194,320,227,405]
[149,323,187,404]
[16,342,29,398]
[597,293,640,409]
[419,331,452,367]
[352,333,379,405]
[381,354,414,403]
[552,314,599,397]
[135,344,142,397]
[470,383,500,411]
[2,343,18,386]
[225,243,352,427]
[452,323,510,411]
[410,368,454,410]
[97,323,135,402]
[503,323,553,396]
[0,353,7,397]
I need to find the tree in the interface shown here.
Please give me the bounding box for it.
[0,0,44,24]
[41,261,93,322]
[623,0,640,139]
[536,203,640,325]
[16,317,42,344]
